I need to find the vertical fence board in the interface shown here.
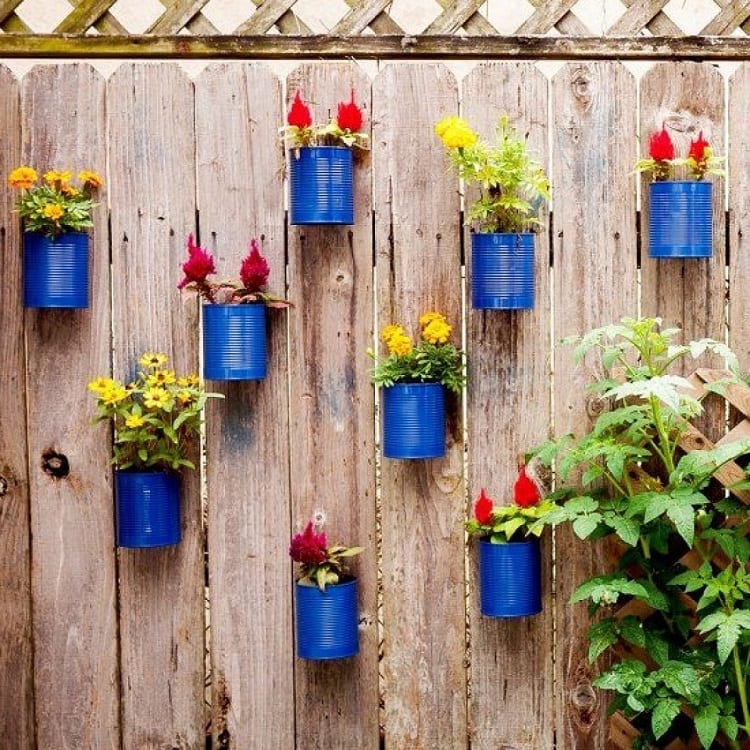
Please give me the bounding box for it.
[286,61,379,750]
[373,62,467,750]
[729,63,750,368]
[0,65,33,750]
[551,61,638,749]
[462,61,553,750]
[108,63,204,749]
[195,62,295,750]
[22,63,118,750]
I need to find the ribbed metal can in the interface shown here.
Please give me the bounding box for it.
[23,231,90,308]
[648,180,713,258]
[471,232,535,310]
[295,578,359,660]
[479,538,542,618]
[382,382,446,459]
[115,470,181,549]
[202,303,267,381]
[289,146,354,225]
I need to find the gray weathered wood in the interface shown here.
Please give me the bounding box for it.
[373,62,467,750]
[195,62,295,750]
[286,61,379,750]
[0,64,33,750]
[462,61,553,750]
[107,63,204,749]
[551,61,638,749]
[23,63,119,750]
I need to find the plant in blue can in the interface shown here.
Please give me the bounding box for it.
[290,518,364,660]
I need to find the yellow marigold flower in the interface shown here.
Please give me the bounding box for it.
[43,204,65,221]
[146,370,176,387]
[176,389,194,405]
[419,311,447,328]
[388,333,413,357]
[422,318,452,345]
[435,116,477,149]
[381,324,405,344]
[144,387,171,410]
[88,376,115,393]
[8,166,38,190]
[125,414,145,429]
[43,169,72,185]
[101,384,128,405]
[139,352,168,369]
[78,170,103,188]
[60,184,79,197]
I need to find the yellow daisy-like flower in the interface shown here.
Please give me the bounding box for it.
[422,317,452,345]
[146,370,176,387]
[8,166,38,190]
[176,376,192,387]
[143,387,171,410]
[125,414,145,429]
[139,352,168,369]
[434,116,477,149]
[88,376,115,394]
[101,384,129,405]
[43,169,72,186]
[176,389,194,405]
[78,170,103,188]
[43,204,65,221]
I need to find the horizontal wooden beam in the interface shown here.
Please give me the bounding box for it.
[1,34,750,59]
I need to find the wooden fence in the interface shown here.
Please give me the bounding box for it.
[1,58,749,750]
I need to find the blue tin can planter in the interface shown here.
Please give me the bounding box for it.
[23,231,90,308]
[479,538,541,618]
[471,232,535,310]
[289,146,354,225]
[648,181,713,258]
[202,303,267,381]
[114,470,181,548]
[382,382,446,459]
[295,578,359,660]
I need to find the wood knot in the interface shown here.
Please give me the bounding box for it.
[585,394,609,418]
[0,475,7,496]
[570,678,598,729]
[571,70,593,105]
[41,450,69,479]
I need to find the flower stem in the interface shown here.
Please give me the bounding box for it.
[734,644,750,737]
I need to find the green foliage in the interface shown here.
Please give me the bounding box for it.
[465,496,558,543]
[533,317,750,748]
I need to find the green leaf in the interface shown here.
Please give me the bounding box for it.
[572,515,600,539]
[666,503,695,547]
[609,517,640,547]
[717,618,740,665]
[587,619,618,662]
[619,616,646,648]
[651,697,681,740]
[694,703,720,749]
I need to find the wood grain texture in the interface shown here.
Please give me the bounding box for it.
[195,62,295,750]
[23,63,118,750]
[286,61,379,750]
[551,61,638,749]
[728,64,750,371]
[107,63,204,749]
[0,65,33,750]
[462,62,553,750]
[373,62,467,750]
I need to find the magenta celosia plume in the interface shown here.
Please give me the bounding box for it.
[178,234,215,289]
[289,521,328,565]
[239,239,270,291]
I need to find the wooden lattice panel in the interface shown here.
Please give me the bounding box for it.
[609,369,750,749]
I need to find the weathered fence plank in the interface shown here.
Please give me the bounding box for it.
[286,61,380,750]
[551,61,638,749]
[22,63,118,750]
[729,62,750,369]
[373,61,467,750]
[462,61,554,750]
[0,64,33,750]
[195,62,295,750]
[108,63,204,749]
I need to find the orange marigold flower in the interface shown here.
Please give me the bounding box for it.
[43,170,72,186]
[8,166,38,190]
[78,170,103,188]
[60,184,79,197]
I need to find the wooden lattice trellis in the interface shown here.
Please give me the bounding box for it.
[609,369,750,750]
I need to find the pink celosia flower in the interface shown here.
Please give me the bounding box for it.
[648,125,675,162]
[336,90,363,133]
[513,465,541,508]
[178,234,215,290]
[474,488,494,525]
[287,91,312,129]
[289,521,328,565]
[239,239,270,292]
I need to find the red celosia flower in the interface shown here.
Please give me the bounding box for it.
[474,488,494,525]
[178,234,215,290]
[336,90,363,133]
[648,125,675,162]
[688,131,710,163]
[287,91,312,129]
[289,521,328,565]
[239,239,270,291]
[513,465,541,508]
